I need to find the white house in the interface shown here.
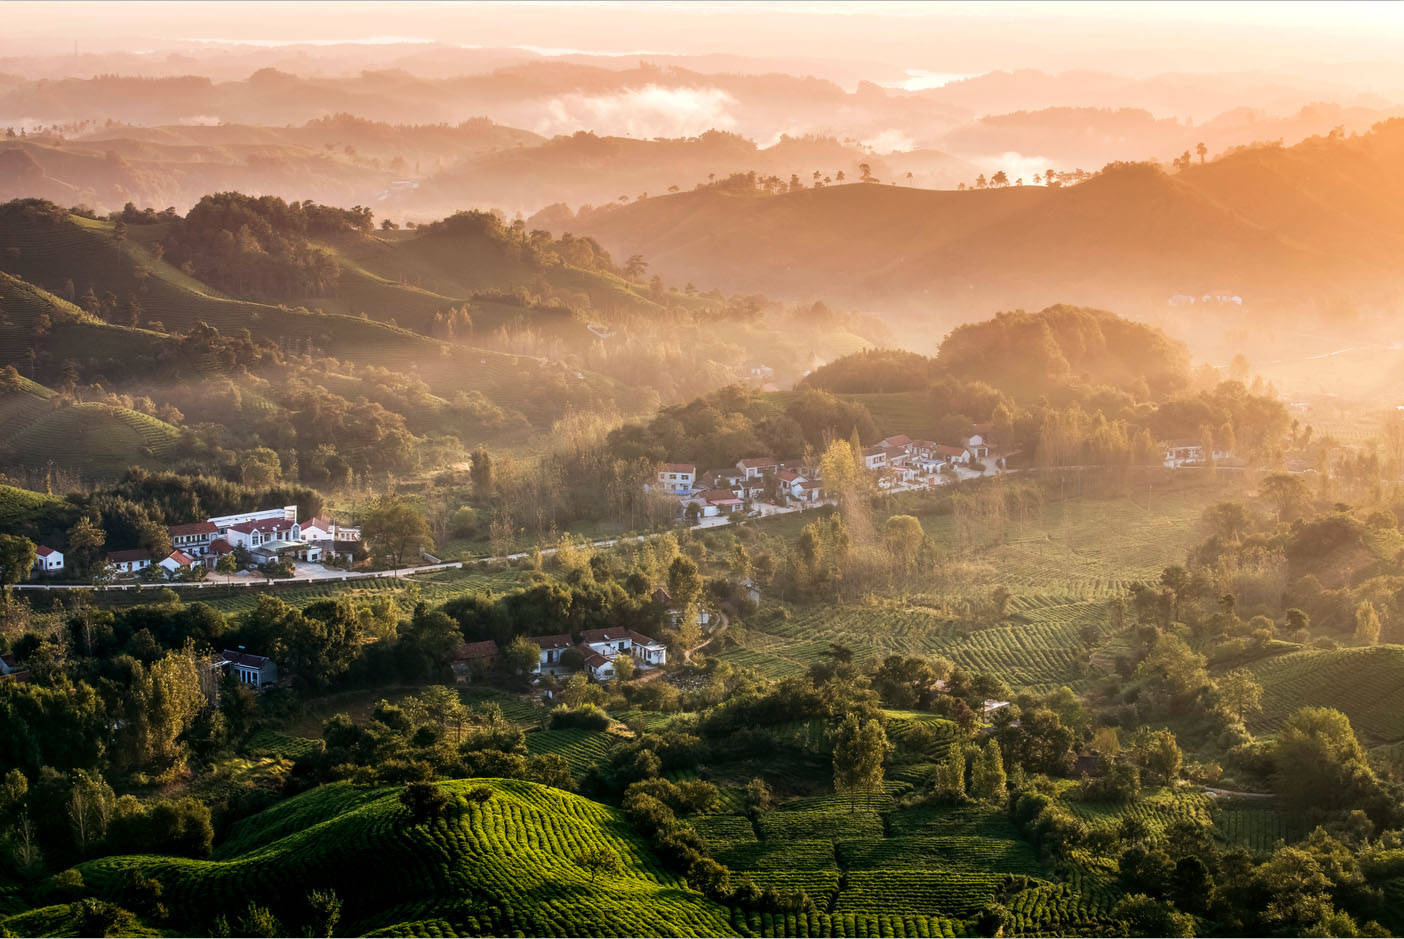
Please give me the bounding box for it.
[300,516,359,555]
[575,645,616,681]
[223,517,321,564]
[735,457,778,479]
[529,634,575,674]
[214,649,278,690]
[158,550,197,577]
[32,546,63,575]
[578,628,668,676]
[1163,439,1232,468]
[699,489,745,515]
[105,549,151,575]
[208,506,297,530]
[656,463,697,494]
[167,522,218,558]
[861,446,888,471]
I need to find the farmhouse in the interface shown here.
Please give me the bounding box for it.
[167,521,218,557]
[105,548,151,575]
[158,550,196,577]
[574,645,617,682]
[451,640,499,684]
[656,463,697,494]
[529,634,575,674]
[300,516,359,557]
[698,488,745,514]
[32,545,63,574]
[736,457,778,479]
[1162,438,1232,468]
[214,649,278,690]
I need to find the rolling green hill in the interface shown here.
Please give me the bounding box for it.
[2,402,183,475]
[56,779,735,938]
[1243,645,1404,745]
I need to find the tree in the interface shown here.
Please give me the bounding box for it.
[623,255,648,279]
[241,447,282,489]
[990,170,1009,187]
[236,902,283,938]
[0,534,37,590]
[1260,473,1310,521]
[470,446,494,499]
[216,551,239,583]
[744,777,772,814]
[504,635,541,677]
[361,495,433,568]
[1196,141,1208,164]
[1353,600,1381,645]
[66,517,107,578]
[1216,669,1263,723]
[932,743,966,801]
[1272,707,1371,813]
[832,714,889,811]
[882,515,925,572]
[1133,729,1182,783]
[400,781,451,825]
[305,889,342,938]
[613,653,635,682]
[971,739,1007,802]
[572,845,622,884]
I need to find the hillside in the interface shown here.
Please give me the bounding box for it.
[561,120,1404,317]
[6,779,735,937]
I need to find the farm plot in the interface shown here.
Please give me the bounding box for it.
[836,835,1044,877]
[1245,646,1404,744]
[833,871,1010,916]
[727,908,964,938]
[1064,788,1214,841]
[758,808,886,842]
[689,814,759,847]
[523,728,620,776]
[1212,800,1308,852]
[80,779,735,937]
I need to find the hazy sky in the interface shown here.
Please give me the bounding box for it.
[4,0,1403,82]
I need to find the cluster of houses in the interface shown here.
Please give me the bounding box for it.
[29,506,361,581]
[449,626,669,684]
[655,427,1000,519]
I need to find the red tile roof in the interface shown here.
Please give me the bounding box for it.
[736,457,776,468]
[168,521,218,537]
[625,629,665,647]
[882,434,913,447]
[107,548,150,563]
[165,550,194,566]
[699,489,743,504]
[219,649,272,668]
[581,628,632,644]
[35,545,57,557]
[453,640,499,661]
[575,645,611,669]
[209,539,234,555]
[529,633,574,650]
[660,463,696,474]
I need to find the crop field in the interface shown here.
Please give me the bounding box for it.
[836,836,1043,876]
[727,908,965,938]
[1244,645,1404,744]
[522,728,620,776]
[73,779,736,937]
[3,401,181,473]
[1211,800,1308,852]
[834,871,1010,916]
[1063,788,1213,841]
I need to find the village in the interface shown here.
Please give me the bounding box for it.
[27,507,362,584]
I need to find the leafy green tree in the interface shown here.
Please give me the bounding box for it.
[504,635,541,677]
[1216,669,1263,723]
[932,744,966,802]
[1133,729,1182,784]
[362,495,433,568]
[573,845,623,884]
[882,515,925,571]
[305,889,342,938]
[1111,894,1196,937]
[1353,600,1381,645]
[66,517,107,578]
[400,781,451,826]
[1272,707,1372,813]
[971,739,1007,802]
[832,714,889,811]
[236,902,283,938]
[0,534,37,590]
[216,551,239,582]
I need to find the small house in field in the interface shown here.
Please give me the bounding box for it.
[105,549,151,575]
[700,489,745,515]
[214,649,278,690]
[32,546,63,575]
[451,640,499,684]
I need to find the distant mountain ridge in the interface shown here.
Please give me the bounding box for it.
[555,120,1404,317]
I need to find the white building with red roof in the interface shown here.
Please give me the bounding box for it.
[32,545,63,574]
[167,521,218,557]
[656,463,697,494]
[158,550,197,577]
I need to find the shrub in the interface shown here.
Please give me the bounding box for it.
[549,705,611,731]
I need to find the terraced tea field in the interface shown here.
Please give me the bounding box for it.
[1244,646,1404,744]
[68,779,735,937]
[1211,800,1308,852]
[523,728,620,777]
